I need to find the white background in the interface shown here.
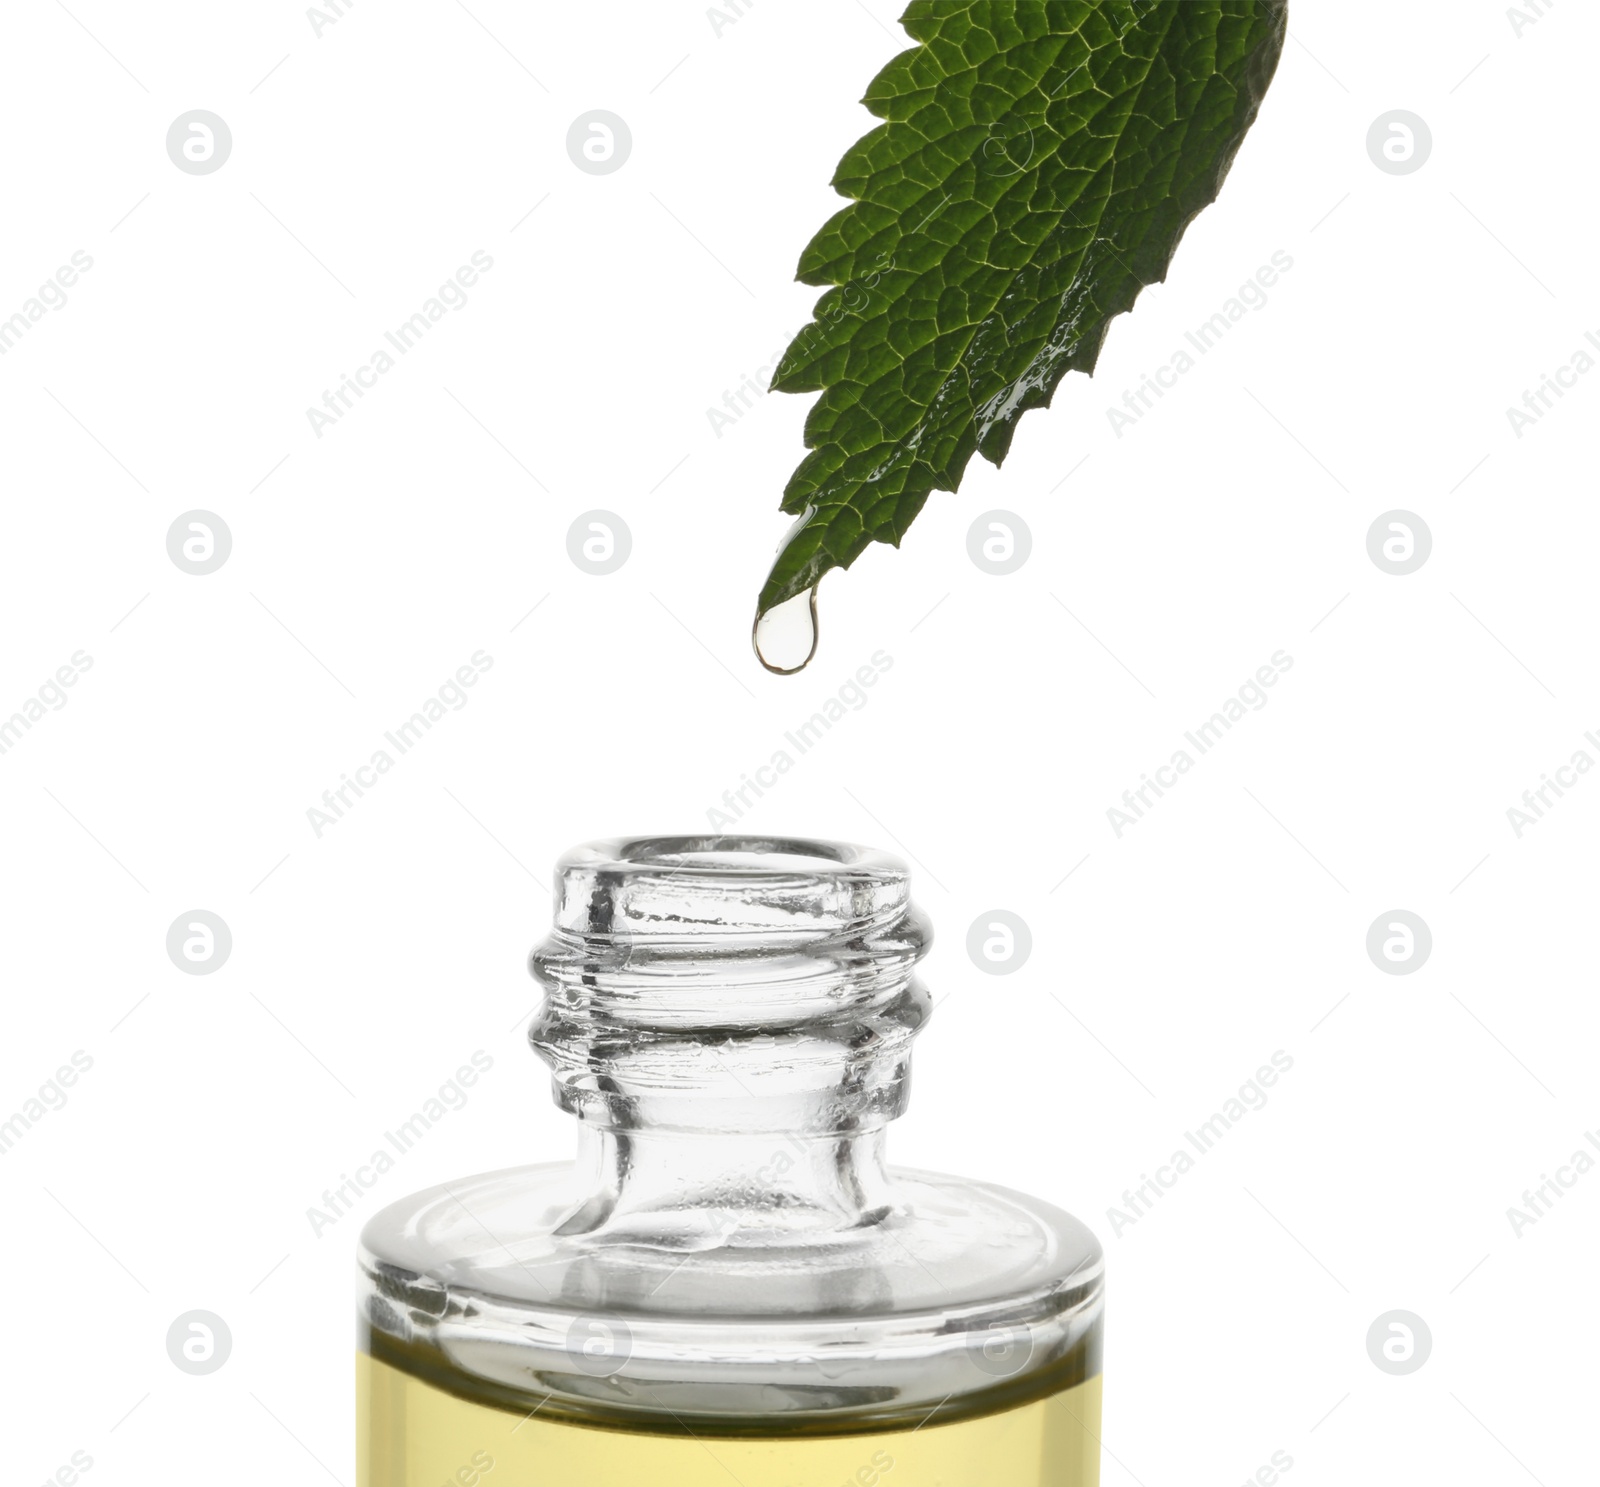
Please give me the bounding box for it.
[3,1,1596,1483]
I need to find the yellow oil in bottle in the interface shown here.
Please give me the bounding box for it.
[357,1350,1102,1487]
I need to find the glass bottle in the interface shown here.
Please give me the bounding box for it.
[358,836,1104,1486]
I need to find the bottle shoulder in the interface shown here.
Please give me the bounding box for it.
[362,1159,1101,1316]
[359,1161,1103,1432]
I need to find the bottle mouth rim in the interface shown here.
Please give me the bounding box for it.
[559,835,907,883]
[545,835,917,945]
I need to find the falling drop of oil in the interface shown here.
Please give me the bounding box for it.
[752,587,819,675]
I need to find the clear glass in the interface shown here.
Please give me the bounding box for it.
[358,836,1103,1485]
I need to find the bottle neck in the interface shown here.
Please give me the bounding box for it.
[526,837,932,1242]
[560,1124,894,1242]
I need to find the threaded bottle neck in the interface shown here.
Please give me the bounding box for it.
[528,837,932,1139]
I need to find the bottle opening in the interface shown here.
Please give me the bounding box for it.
[547,835,913,940]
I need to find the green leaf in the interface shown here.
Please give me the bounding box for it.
[759,0,1286,617]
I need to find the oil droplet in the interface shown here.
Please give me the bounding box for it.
[752,587,819,675]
